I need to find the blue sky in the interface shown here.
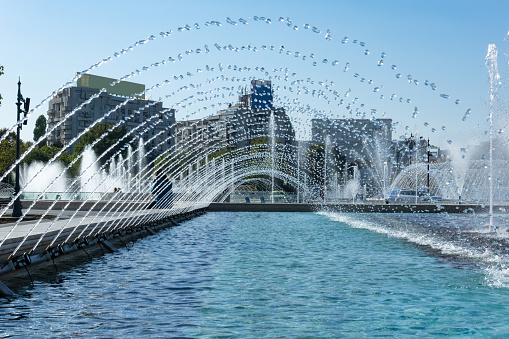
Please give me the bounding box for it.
[1,0,508,151]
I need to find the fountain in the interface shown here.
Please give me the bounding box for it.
[21,161,68,199]
[486,43,500,230]
[0,15,507,298]
[388,42,508,214]
[80,147,104,196]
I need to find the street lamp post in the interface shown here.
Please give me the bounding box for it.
[12,79,29,218]
[427,138,430,194]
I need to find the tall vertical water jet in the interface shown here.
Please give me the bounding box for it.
[485,43,500,231]
[414,133,419,204]
[80,147,101,194]
[270,111,275,203]
[109,157,116,183]
[127,145,133,192]
[137,137,146,193]
[448,146,471,202]
[324,135,330,202]
[21,162,68,193]
[297,144,301,203]
[118,153,125,191]
[382,160,388,200]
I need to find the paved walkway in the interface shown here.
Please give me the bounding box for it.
[0,199,208,263]
[0,208,169,263]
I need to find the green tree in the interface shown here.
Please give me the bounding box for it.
[305,143,347,187]
[73,122,133,166]
[23,144,66,168]
[33,115,47,144]
[0,128,30,183]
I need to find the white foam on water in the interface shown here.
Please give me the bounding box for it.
[485,266,509,288]
[319,210,472,256]
[319,211,509,288]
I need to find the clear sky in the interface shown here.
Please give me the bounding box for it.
[1,0,509,152]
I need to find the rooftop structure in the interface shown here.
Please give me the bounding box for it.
[77,74,145,99]
[47,75,174,161]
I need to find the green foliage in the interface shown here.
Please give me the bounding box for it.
[0,121,132,181]
[0,128,29,182]
[73,122,133,165]
[159,148,199,179]
[0,124,76,180]
[305,143,347,186]
[0,129,18,180]
[208,147,230,161]
[56,151,78,176]
[33,115,47,144]
[23,144,66,167]
[51,140,64,148]
[252,136,269,145]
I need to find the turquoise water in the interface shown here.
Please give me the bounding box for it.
[2,212,509,337]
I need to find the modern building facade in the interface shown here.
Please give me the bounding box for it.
[174,80,295,154]
[311,118,393,163]
[251,80,272,110]
[47,74,175,161]
[174,108,234,155]
[390,135,441,173]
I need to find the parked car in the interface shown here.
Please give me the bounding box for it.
[388,188,440,202]
[269,191,287,202]
[421,194,443,202]
[388,188,404,201]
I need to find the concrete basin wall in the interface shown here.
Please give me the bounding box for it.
[206,202,504,214]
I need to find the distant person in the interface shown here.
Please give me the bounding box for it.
[151,169,173,208]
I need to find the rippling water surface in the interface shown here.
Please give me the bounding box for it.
[2,211,509,337]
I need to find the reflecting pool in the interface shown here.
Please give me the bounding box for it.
[2,212,509,337]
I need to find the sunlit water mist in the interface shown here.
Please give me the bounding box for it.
[2,19,509,338]
[21,162,68,192]
[78,145,147,194]
[3,15,506,222]
[3,212,509,337]
[80,147,104,193]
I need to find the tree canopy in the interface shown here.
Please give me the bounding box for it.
[33,115,47,144]
[0,128,30,182]
[305,143,347,186]
[0,121,136,181]
[73,122,133,165]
